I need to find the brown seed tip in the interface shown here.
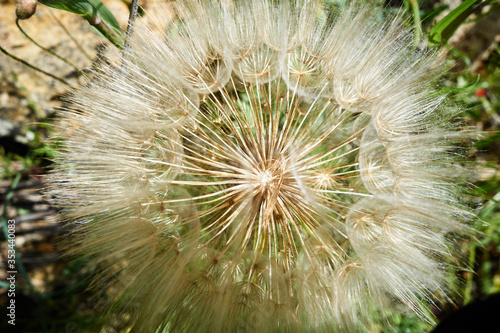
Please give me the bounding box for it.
[16,0,37,20]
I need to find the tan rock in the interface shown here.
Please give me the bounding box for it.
[0,0,129,137]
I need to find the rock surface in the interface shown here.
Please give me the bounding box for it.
[0,0,129,144]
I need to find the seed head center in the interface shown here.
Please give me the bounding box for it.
[251,159,288,200]
[258,170,274,188]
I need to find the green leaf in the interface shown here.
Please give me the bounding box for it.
[421,5,448,25]
[38,0,124,47]
[428,0,480,46]
[435,75,480,95]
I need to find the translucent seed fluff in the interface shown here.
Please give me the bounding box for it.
[48,1,475,332]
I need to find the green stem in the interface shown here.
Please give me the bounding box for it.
[1,173,35,292]
[16,18,81,73]
[0,43,74,88]
[409,0,422,47]
[86,15,124,49]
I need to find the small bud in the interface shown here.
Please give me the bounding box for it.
[86,15,103,27]
[16,0,37,20]
[475,88,487,98]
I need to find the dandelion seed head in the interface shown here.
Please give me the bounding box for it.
[48,1,476,332]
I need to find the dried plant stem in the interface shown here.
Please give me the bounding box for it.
[122,0,140,67]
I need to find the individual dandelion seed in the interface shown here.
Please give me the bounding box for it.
[48,0,477,332]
